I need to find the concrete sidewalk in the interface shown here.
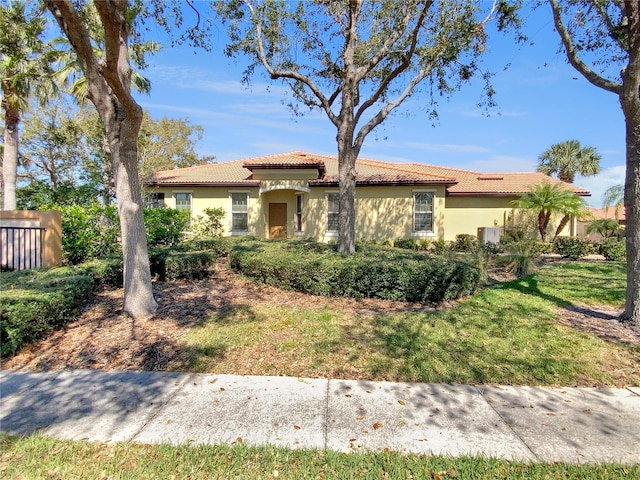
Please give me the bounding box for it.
[1,369,638,464]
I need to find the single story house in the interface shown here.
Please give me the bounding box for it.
[147,151,590,243]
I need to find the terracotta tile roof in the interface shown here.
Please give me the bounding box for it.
[149,160,258,186]
[148,151,590,196]
[400,164,589,196]
[587,206,626,221]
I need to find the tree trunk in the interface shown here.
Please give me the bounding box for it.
[620,75,640,330]
[2,107,19,210]
[105,105,158,317]
[554,214,570,240]
[337,139,358,254]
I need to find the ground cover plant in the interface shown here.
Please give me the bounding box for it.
[4,255,638,387]
[1,434,637,480]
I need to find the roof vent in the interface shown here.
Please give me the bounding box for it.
[477,175,504,181]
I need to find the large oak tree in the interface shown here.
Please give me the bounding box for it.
[45,0,157,317]
[548,0,640,329]
[219,0,510,254]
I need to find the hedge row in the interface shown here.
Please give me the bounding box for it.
[0,268,94,357]
[0,243,224,358]
[229,240,480,303]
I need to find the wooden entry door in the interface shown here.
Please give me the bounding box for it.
[269,203,287,238]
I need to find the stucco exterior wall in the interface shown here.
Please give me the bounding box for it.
[150,187,261,236]
[0,210,62,268]
[443,196,516,241]
[304,185,446,243]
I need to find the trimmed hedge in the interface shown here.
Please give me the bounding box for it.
[0,242,225,358]
[0,269,94,357]
[229,240,480,303]
[597,238,626,261]
[553,237,595,259]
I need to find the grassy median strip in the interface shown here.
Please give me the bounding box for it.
[179,261,639,387]
[1,434,637,480]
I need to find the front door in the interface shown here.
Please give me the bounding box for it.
[269,203,287,238]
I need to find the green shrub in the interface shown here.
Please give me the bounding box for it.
[75,257,124,289]
[0,270,94,357]
[504,240,539,279]
[189,207,226,239]
[394,238,419,250]
[553,237,595,260]
[60,204,120,264]
[165,251,219,280]
[538,242,554,254]
[144,208,190,247]
[229,240,479,304]
[597,238,626,261]
[453,234,478,252]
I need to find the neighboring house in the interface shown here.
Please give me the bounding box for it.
[147,151,590,243]
[577,206,626,237]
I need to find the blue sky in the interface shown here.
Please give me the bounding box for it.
[135,4,626,208]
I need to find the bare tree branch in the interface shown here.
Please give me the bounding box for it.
[245,0,338,126]
[548,0,622,94]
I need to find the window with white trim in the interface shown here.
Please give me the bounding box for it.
[326,192,339,232]
[147,192,165,209]
[295,194,303,233]
[174,192,191,214]
[231,192,249,232]
[413,191,433,232]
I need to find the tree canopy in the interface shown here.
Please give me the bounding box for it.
[537,139,601,184]
[218,0,517,253]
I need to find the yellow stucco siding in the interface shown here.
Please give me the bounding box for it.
[150,187,261,236]
[302,186,446,243]
[443,196,516,241]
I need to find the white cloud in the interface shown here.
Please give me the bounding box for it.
[576,165,625,208]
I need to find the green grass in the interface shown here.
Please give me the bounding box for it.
[1,434,637,479]
[178,261,639,387]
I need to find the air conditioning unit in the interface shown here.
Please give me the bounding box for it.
[478,226,501,244]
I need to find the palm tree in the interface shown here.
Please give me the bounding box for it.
[537,140,601,184]
[602,184,624,221]
[553,192,588,240]
[513,181,585,241]
[1,1,58,210]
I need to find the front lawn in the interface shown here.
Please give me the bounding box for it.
[180,260,638,387]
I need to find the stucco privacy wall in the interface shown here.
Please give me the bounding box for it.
[0,210,62,268]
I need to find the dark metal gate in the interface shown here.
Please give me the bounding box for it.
[1,226,46,271]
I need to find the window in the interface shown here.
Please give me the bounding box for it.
[295,194,303,233]
[231,192,249,232]
[146,192,165,209]
[326,192,339,232]
[174,193,191,214]
[413,191,433,232]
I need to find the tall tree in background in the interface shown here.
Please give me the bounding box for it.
[537,139,601,183]
[1,0,58,210]
[138,113,215,187]
[219,0,512,254]
[549,0,640,329]
[45,0,157,317]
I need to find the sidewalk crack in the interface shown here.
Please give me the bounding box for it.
[475,385,539,461]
